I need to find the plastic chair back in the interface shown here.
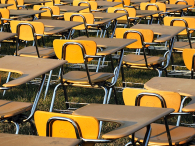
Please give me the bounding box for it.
[115,28,153,48]
[0,9,10,24]
[73,0,98,12]
[34,111,99,144]
[164,16,195,35]
[64,12,94,30]
[10,20,44,41]
[123,88,181,112]
[53,39,97,63]
[183,49,195,71]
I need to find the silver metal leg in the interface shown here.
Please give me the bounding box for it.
[3,72,11,96]
[142,124,152,146]
[44,70,53,100]
[12,121,20,134]
[49,83,61,112]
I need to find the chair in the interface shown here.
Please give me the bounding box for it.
[140,2,168,24]
[0,9,12,31]
[33,5,63,19]
[34,111,111,146]
[49,39,117,111]
[122,88,195,146]
[107,7,137,27]
[183,49,195,78]
[115,28,166,87]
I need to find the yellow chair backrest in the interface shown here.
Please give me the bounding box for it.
[1,0,24,9]
[107,7,136,21]
[33,5,60,19]
[64,12,94,30]
[123,88,181,112]
[140,2,166,17]
[53,39,97,63]
[34,111,99,146]
[183,49,195,71]
[115,28,153,48]
[164,16,195,35]
[10,20,44,41]
[107,0,128,7]
[73,0,98,12]
[170,0,194,9]
[0,9,10,24]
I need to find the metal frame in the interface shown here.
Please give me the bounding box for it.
[39,7,53,19]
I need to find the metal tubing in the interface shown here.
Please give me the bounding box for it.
[44,70,53,100]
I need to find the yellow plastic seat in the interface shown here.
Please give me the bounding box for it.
[115,28,166,87]
[34,111,111,146]
[64,12,95,37]
[122,88,195,145]
[140,2,167,24]
[49,39,115,111]
[10,20,55,58]
[107,7,137,27]
[33,5,63,19]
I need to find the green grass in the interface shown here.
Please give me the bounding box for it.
[0,27,194,146]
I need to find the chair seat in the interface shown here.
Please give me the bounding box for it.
[131,123,195,145]
[123,54,166,67]
[63,71,114,84]
[0,100,32,119]
[17,46,55,58]
[173,42,195,51]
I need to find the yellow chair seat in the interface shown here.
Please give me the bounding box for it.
[0,100,32,119]
[123,54,166,67]
[17,46,55,58]
[62,71,114,84]
[173,42,195,51]
[131,123,195,145]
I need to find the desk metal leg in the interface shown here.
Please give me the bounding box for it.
[164,116,172,146]
[142,124,152,146]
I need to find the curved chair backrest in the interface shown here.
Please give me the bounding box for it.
[107,7,136,21]
[73,0,97,12]
[53,39,97,63]
[34,111,99,145]
[183,49,195,72]
[64,12,94,30]
[140,2,166,17]
[0,9,10,24]
[164,16,195,35]
[123,88,181,112]
[10,21,44,41]
[33,5,60,19]
[170,0,194,9]
[115,28,153,49]
[2,0,24,9]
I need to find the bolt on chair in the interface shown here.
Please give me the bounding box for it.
[34,111,112,146]
[49,39,120,112]
[123,88,195,146]
[115,28,166,87]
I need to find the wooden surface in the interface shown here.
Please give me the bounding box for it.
[144,77,195,112]
[0,56,66,87]
[131,24,185,42]
[58,5,88,12]
[34,19,82,35]
[9,10,46,19]
[24,0,51,4]
[166,4,192,12]
[0,4,13,8]
[74,36,136,55]
[73,104,174,139]
[136,10,162,18]
[96,1,121,7]
[0,32,16,42]
[0,133,81,146]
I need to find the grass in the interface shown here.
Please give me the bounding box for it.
[0,24,194,146]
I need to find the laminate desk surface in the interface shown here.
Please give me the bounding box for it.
[0,133,81,146]
[0,56,66,87]
[0,4,13,8]
[73,104,174,139]
[0,32,16,42]
[144,77,195,112]
[58,5,88,12]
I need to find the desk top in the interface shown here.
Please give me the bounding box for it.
[0,32,16,42]
[73,104,174,139]
[96,1,121,7]
[9,10,46,19]
[0,56,66,87]
[34,19,82,35]
[0,133,81,146]
[74,36,136,55]
[136,10,162,18]
[0,4,13,8]
[166,4,192,12]
[24,0,51,4]
[144,77,195,112]
[131,24,185,42]
[58,5,88,12]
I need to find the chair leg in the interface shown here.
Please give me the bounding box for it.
[44,70,53,100]
[3,72,11,96]
[11,121,20,134]
[49,83,62,112]
[121,65,125,88]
